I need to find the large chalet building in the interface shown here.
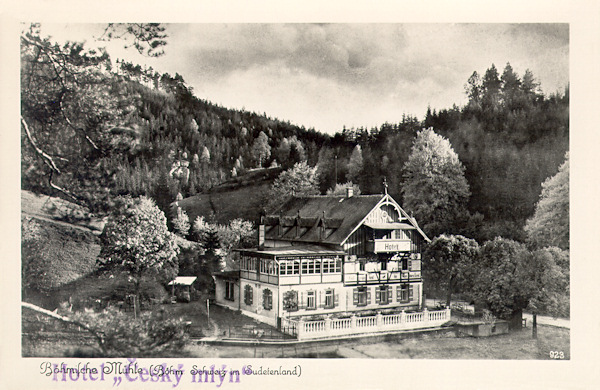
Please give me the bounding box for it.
[214,187,451,339]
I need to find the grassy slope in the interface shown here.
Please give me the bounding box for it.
[176,167,282,225]
[22,216,100,292]
[22,190,201,310]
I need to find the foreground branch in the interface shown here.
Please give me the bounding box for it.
[21,302,107,355]
[21,116,62,174]
[22,117,80,202]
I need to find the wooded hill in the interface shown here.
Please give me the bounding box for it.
[21,29,568,243]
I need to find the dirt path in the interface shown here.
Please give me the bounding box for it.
[522,313,570,329]
[197,300,221,336]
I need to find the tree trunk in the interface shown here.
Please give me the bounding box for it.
[134,278,141,319]
[446,278,454,307]
[532,312,538,339]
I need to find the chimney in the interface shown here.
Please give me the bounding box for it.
[346,186,354,198]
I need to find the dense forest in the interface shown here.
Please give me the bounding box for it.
[21,27,568,244]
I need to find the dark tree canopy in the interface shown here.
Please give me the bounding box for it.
[472,237,531,320]
[424,234,479,306]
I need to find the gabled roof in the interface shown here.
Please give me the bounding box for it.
[264,193,430,246]
[264,194,383,245]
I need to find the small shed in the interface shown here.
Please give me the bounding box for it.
[168,276,198,303]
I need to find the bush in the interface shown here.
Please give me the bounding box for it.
[67,306,189,357]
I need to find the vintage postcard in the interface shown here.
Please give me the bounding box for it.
[2,1,599,389]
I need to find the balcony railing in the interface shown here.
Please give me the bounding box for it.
[343,270,421,285]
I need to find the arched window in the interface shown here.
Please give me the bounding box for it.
[263,289,273,310]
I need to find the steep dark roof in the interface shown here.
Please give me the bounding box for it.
[264,195,383,245]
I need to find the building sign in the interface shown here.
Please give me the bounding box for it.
[372,239,411,253]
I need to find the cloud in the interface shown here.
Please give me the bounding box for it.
[39,23,568,134]
[168,24,409,89]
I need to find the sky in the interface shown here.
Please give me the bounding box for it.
[39,23,569,135]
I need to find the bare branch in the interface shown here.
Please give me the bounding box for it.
[22,302,107,354]
[59,101,100,150]
[21,116,62,174]
[48,171,80,202]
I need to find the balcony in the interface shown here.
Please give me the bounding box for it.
[366,239,411,253]
[344,270,421,285]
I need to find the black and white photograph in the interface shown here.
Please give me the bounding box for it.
[2,1,600,389]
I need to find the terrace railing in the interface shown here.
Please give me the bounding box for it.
[281,308,451,341]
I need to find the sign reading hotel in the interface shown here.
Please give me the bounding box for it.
[374,240,411,253]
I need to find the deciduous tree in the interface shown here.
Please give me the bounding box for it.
[326,182,361,196]
[518,246,569,338]
[268,161,319,211]
[472,237,530,326]
[172,207,191,237]
[401,128,470,237]
[524,152,569,250]
[251,131,271,167]
[424,234,479,307]
[98,196,179,316]
[346,144,364,183]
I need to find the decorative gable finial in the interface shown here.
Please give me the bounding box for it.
[383,177,388,196]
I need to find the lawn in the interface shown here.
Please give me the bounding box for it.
[339,325,570,359]
[23,295,569,360]
[185,324,569,359]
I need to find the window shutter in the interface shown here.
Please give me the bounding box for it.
[408,260,412,271]
[300,291,305,309]
[388,287,393,302]
[367,288,372,305]
[319,290,324,308]
[409,285,414,301]
[396,286,401,302]
[353,288,358,305]
[334,292,339,307]
[249,287,253,305]
[375,288,381,304]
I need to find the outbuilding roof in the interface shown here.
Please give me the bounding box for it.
[167,276,198,286]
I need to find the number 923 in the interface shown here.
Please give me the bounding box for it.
[549,351,565,359]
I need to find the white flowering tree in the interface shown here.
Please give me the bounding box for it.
[402,127,470,236]
[98,196,179,316]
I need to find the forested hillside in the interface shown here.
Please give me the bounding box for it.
[21,25,568,243]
